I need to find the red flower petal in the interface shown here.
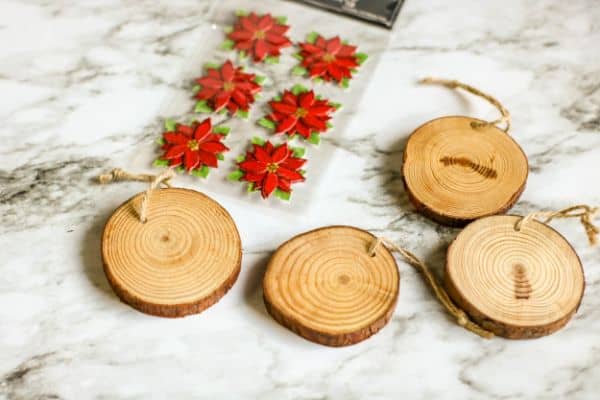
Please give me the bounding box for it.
[308,105,334,116]
[200,141,228,153]
[234,40,254,50]
[277,177,291,192]
[269,24,289,36]
[295,120,311,138]
[253,144,270,163]
[194,119,212,140]
[281,157,307,170]
[240,16,256,31]
[282,91,297,105]
[327,63,344,82]
[258,14,274,30]
[254,39,268,61]
[338,44,357,57]
[308,62,328,77]
[176,124,193,136]
[164,133,188,145]
[300,43,323,54]
[265,32,288,45]
[213,91,231,112]
[196,87,219,100]
[276,116,298,133]
[326,36,342,53]
[298,91,315,108]
[231,89,249,109]
[184,149,200,171]
[277,167,304,182]
[271,144,289,164]
[240,160,267,173]
[228,30,253,41]
[221,61,235,81]
[165,145,186,159]
[270,101,297,115]
[302,114,327,131]
[262,172,278,198]
[169,157,182,167]
[196,77,223,89]
[198,150,218,168]
[335,57,359,68]
[243,172,265,183]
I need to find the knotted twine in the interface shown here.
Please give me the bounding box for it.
[368,237,495,339]
[515,204,599,246]
[420,77,511,133]
[97,168,175,223]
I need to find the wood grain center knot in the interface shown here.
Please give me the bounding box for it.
[439,156,498,179]
[512,263,532,300]
[338,274,351,285]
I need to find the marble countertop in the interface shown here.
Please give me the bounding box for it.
[1,0,599,399]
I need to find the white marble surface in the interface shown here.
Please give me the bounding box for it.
[1,0,599,399]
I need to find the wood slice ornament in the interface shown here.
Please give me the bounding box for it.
[99,169,242,317]
[403,78,528,226]
[263,226,400,346]
[446,205,598,339]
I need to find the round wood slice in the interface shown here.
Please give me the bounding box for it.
[446,215,584,339]
[102,188,242,318]
[263,226,400,346]
[402,116,528,226]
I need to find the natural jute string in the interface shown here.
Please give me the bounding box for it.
[419,77,511,133]
[368,237,495,339]
[515,204,599,246]
[98,168,175,223]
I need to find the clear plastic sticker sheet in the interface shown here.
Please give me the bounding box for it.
[142,0,390,214]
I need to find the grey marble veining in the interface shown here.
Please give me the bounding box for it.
[1,0,599,399]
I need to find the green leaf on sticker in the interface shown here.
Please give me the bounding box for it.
[273,95,282,101]
[291,147,305,158]
[326,122,333,128]
[237,109,249,119]
[191,84,201,93]
[176,166,185,173]
[213,125,230,135]
[228,170,244,181]
[299,169,306,176]
[292,66,307,76]
[203,62,220,70]
[217,153,224,161]
[219,109,227,115]
[153,159,169,167]
[264,56,279,64]
[239,50,247,60]
[254,75,266,85]
[341,77,350,88]
[195,100,212,113]
[258,117,276,130]
[330,102,342,110]
[236,9,249,16]
[291,84,308,95]
[236,155,246,162]
[221,39,235,50]
[156,137,165,145]
[164,118,177,131]
[293,53,303,61]
[306,31,319,44]
[275,16,287,25]
[356,52,368,64]
[247,182,255,192]
[251,136,266,145]
[313,77,323,84]
[224,26,233,34]
[308,132,321,145]
[275,189,291,201]
[191,165,210,178]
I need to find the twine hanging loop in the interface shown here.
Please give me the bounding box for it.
[97,168,175,223]
[369,236,494,339]
[419,77,511,133]
[515,204,599,246]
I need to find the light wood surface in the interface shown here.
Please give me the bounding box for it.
[102,188,242,317]
[445,215,585,339]
[263,226,400,346]
[403,116,528,226]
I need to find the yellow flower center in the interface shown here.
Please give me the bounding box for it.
[323,53,336,63]
[266,163,279,173]
[223,81,235,91]
[295,108,308,118]
[254,30,266,40]
[188,139,199,151]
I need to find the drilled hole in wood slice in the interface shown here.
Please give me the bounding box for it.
[402,116,528,226]
[445,215,584,339]
[101,188,242,318]
[263,226,400,347]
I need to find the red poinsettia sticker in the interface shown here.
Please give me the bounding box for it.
[258,84,340,145]
[228,138,306,200]
[193,60,264,118]
[154,118,230,178]
[223,11,292,63]
[293,32,367,87]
